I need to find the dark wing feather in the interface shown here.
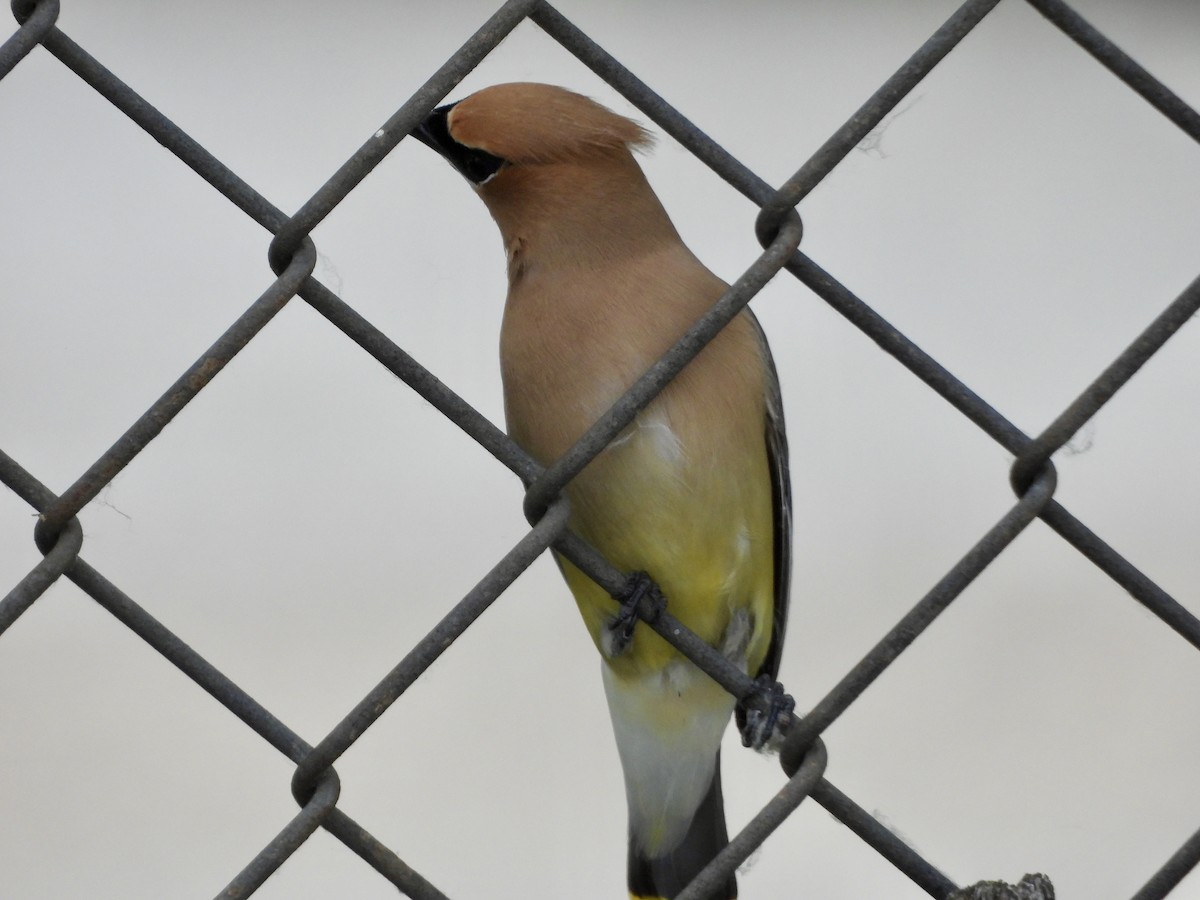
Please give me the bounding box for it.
[747,309,791,682]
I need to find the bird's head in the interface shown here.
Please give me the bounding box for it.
[413,82,651,186]
[413,82,671,271]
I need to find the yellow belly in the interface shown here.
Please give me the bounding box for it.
[557,402,775,682]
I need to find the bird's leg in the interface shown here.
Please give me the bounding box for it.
[738,676,796,750]
[604,570,666,658]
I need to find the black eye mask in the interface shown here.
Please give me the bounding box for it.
[414,103,506,185]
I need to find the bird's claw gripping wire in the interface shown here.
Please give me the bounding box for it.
[739,675,795,750]
[605,570,666,658]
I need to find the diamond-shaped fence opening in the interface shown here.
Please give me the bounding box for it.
[2,1,1198,898]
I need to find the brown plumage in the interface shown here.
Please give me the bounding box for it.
[415,83,792,900]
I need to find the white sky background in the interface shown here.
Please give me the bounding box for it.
[2,1,1199,898]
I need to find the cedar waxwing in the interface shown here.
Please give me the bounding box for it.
[414,83,791,900]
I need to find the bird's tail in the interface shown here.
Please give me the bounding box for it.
[627,750,735,900]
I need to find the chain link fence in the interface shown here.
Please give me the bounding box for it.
[2,0,1198,897]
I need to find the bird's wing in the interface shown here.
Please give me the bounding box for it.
[747,308,791,683]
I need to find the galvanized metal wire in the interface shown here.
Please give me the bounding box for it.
[2,0,1198,897]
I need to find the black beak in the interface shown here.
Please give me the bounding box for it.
[413,103,457,155]
[413,102,506,186]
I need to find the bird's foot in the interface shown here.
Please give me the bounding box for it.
[603,571,666,658]
[738,675,795,750]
